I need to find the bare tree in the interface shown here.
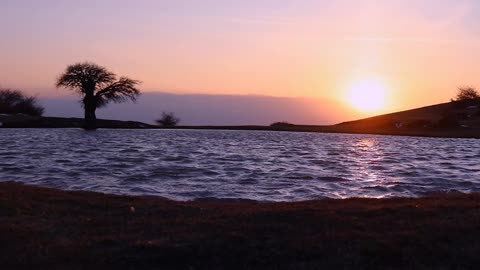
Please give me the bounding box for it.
[156,112,180,128]
[56,62,141,130]
[454,87,480,102]
[0,88,44,116]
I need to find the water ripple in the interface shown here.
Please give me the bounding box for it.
[1,129,480,201]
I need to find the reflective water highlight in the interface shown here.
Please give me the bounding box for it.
[1,129,479,201]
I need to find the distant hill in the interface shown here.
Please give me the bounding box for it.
[334,100,480,131]
[260,100,480,138]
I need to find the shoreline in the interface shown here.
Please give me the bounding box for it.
[174,125,480,139]
[2,182,480,269]
[2,113,480,139]
[2,124,480,140]
[3,99,480,139]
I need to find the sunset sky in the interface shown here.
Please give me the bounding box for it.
[1,0,480,120]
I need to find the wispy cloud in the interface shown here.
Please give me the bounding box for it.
[344,36,480,45]
[223,16,294,26]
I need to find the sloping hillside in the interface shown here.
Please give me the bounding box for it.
[327,100,480,137]
[338,100,480,128]
[261,100,480,138]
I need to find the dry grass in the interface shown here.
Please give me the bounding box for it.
[1,182,480,269]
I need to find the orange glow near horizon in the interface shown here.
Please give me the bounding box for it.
[2,1,480,122]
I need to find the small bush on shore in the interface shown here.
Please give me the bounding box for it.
[270,121,295,128]
[0,88,44,116]
[156,112,180,127]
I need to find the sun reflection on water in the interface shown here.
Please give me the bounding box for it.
[350,138,391,197]
[2,129,480,201]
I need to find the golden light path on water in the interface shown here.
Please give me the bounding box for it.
[330,138,392,199]
[1,129,480,201]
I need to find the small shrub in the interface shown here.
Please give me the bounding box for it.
[453,87,480,102]
[0,89,44,116]
[156,112,180,127]
[270,122,295,128]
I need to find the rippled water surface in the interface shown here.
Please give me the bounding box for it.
[1,129,480,201]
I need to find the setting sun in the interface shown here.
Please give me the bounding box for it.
[347,79,388,112]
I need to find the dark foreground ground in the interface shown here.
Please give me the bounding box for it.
[1,182,480,269]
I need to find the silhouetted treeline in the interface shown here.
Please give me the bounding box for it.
[0,88,44,116]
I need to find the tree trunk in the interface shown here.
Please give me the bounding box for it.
[83,98,97,130]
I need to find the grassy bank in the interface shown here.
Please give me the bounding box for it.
[1,182,480,269]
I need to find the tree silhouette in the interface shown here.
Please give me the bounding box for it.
[0,88,44,116]
[454,87,480,102]
[56,62,141,130]
[156,112,180,127]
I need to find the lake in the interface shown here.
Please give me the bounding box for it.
[1,129,479,201]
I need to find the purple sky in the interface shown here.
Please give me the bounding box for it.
[2,1,480,123]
